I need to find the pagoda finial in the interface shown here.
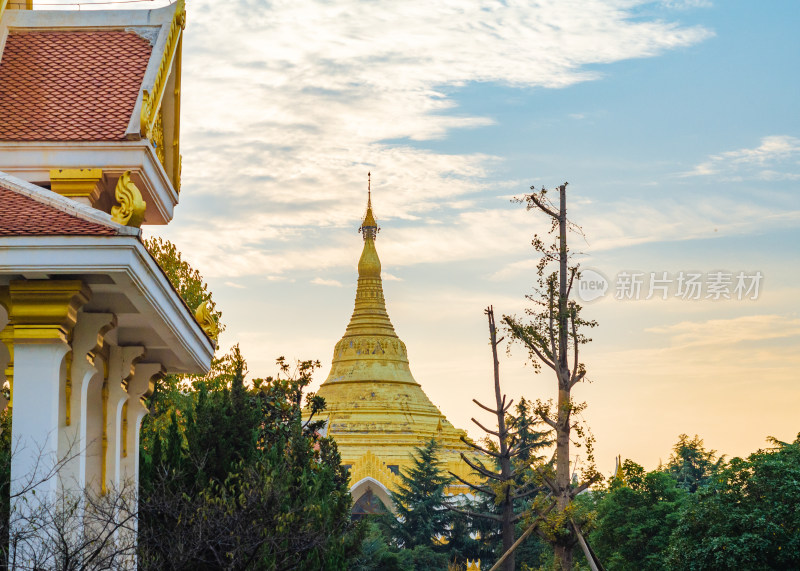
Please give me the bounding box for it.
[359,172,379,240]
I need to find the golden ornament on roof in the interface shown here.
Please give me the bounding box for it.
[110,171,146,227]
[194,300,219,342]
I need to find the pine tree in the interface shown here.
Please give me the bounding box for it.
[385,439,453,552]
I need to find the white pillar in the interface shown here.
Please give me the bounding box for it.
[107,345,144,491]
[119,362,162,571]
[123,363,163,485]
[60,312,116,490]
[10,343,70,500]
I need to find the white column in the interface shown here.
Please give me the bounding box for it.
[59,313,116,490]
[123,363,163,485]
[107,345,144,492]
[6,279,90,566]
[10,343,70,500]
[119,362,162,571]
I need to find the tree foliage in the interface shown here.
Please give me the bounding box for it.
[591,461,687,570]
[139,356,361,570]
[665,434,724,494]
[144,236,222,326]
[667,434,800,570]
[139,238,361,569]
[384,439,453,553]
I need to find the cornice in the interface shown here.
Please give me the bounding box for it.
[0,236,214,373]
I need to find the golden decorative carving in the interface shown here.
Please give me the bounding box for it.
[348,450,399,491]
[194,301,219,342]
[175,154,182,193]
[8,280,91,344]
[111,171,147,227]
[152,111,165,166]
[49,168,103,204]
[65,351,73,426]
[333,336,408,360]
[101,358,109,495]
[122,401,128,458]
[140,0,185,139]
[172,35,183,192]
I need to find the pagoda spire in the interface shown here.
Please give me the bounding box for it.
[323,182,417,385]
[359,171,379,240]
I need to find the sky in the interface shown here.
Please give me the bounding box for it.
[48,0,800,472]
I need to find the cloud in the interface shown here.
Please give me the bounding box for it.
[589,313,800,380]
[646,315,800,349]
[311,277,344,287]
[661,0,712,9]
[683,135,800,180]
[153,0,711,276]
[152,186,800,280]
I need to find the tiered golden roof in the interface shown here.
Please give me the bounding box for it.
[314,189,477,507]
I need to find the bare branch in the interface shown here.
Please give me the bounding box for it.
[462,456,504,481]
[471,417,502,437]
[460,438,503,459]
[448,506,503,522]
[449,470,493,496]
[526,193,559,219]
[472,398,500,415]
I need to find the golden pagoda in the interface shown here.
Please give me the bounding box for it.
[313,181,477,515]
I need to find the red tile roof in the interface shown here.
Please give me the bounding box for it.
[0,185,119,236]
[0,31,152,141]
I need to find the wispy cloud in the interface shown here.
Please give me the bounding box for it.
[154,188,800,280]
[311,277,344,287]
[646,315,800,349]
[156,0,711,276]
[683,135,800,180]
[661,0,712,9]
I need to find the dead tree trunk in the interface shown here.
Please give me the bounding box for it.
[451,307,541,571]
[504,182,600,570]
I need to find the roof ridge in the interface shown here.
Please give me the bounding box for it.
[0,170,139,237]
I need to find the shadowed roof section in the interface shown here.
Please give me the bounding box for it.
[0,30,153,141]
[0,185,119,236]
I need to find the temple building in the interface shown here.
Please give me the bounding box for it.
[311,190,478,515]
[0,1,213,564]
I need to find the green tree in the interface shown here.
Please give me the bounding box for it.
[383,439,453,561]
[350,521,414,571]
[139,358,362,570]
[144,236,222,325]
[504,183,602,569]
[665,434,724,493]
[667,434,800,570]
[139,238,362,569]
[590,460,687,570]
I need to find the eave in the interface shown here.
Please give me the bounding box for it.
[0,235,213,374]
[0,141,177,224]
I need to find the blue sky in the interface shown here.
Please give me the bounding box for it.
[100,0,800,471]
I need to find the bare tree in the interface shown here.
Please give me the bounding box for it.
[6,482,138,571]
[451,307,549,571]
[503,183,602,569]
[0,423,138,570]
